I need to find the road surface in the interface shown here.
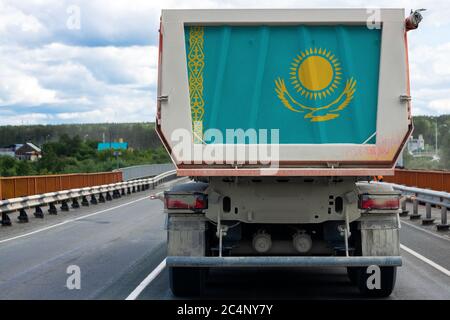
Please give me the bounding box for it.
[0,183,448,300]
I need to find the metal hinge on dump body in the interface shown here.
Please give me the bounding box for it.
[157,95,168,102]
[399,95,412,103]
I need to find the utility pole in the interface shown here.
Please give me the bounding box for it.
[435,118,438,156]
[114,151,121,169]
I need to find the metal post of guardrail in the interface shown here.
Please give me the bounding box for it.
[400,198,409,217]
[437,199,449,231]
[61,200,69,211]
[1,212,11,226]
[81,196,89,207]
[410,196,421,220]
[106,192,112,201]
[71,198,80,209]
[98,193,105,203]
[34,206,44,218]
[422,202,435,225]
[18,209,28,223]
[48,203,57,215]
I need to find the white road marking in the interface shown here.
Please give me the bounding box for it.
[124,243,450,300]
[0,196,149,244]
[401,219,450,242]
[400,244,450,277]
[126,259,167,300]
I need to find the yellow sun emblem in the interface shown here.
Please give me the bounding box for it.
[275,47,356,122]
[290,48,342,100]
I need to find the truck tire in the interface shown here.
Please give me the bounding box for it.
[356,266,397,298]
[169,267,207,297]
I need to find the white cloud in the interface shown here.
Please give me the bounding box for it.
[0,0,449,125]
[0,64,57,106]
[0,1,45,33]
[5,0,448,47]
[24,43,158,86]
[429,99,450,113]
[409,41,450,115]
[0,42,157,123]
[0,1,49,45]
[0,113,52,126]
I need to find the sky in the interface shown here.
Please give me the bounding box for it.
[0,0,449,125]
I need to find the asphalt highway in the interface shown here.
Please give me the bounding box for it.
[0,182,448,300]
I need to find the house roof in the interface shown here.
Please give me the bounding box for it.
[15,142,42,154]
[25,142,41,153]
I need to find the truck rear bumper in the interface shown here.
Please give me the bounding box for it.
[166,256,402,268]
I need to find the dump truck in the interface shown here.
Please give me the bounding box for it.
[155,8,423,297]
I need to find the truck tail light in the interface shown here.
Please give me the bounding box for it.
[359,194,400,210]
[164,193,208,211]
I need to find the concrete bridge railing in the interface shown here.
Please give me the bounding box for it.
[115,163,175,181]
[377,182,450,231]
[0,170,177,227]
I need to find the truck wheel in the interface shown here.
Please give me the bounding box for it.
[169,267,207,297]
[346,267,358,285]
[356,266,397,298]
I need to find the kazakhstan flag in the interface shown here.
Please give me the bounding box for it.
[185,25,381,144]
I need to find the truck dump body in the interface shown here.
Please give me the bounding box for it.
[157,9,412,176]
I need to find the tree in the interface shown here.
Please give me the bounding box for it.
[16,160,34,176]
[440,130,450,170]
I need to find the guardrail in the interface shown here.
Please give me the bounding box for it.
[383,169,450,193]
[0,172,123,200]
[115,163,175,181]
[0,170,177,227]
[379,182,450,231]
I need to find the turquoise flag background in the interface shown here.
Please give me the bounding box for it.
[185,25,381,144]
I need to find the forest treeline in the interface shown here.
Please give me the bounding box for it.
[0,123,161,150]
[0,123,171,176]
[0,134,170,177]
[0,116,449,176]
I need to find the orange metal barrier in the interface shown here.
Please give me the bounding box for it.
[383,169,450,193]
[0,172,123,200]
